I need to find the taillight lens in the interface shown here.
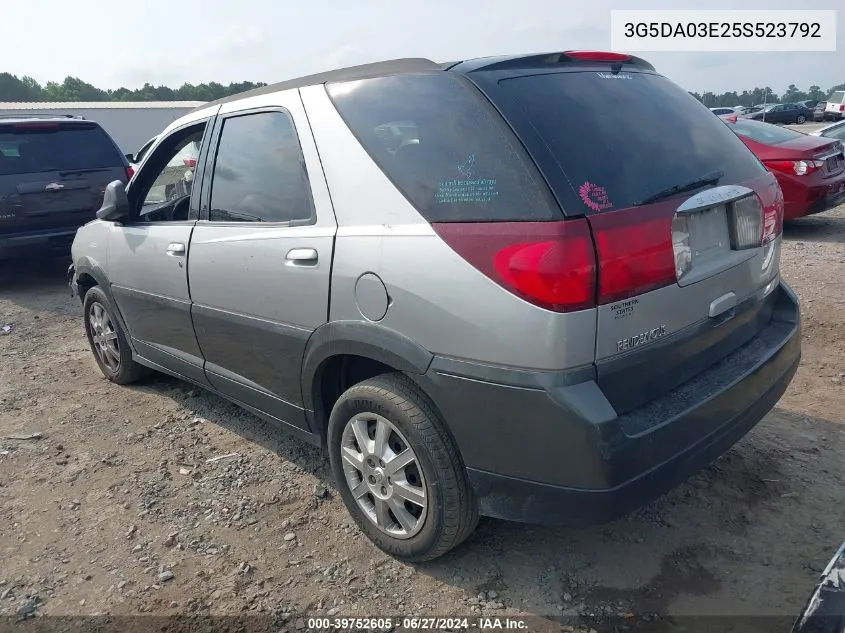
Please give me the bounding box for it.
[432,220,596,312]
[126,166,135,180]
[765,159,823,176]
[730,195,764,250]
[761,197,783,245]
[589,206,677,304]
[840,104,845,112]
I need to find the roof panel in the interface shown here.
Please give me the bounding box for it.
[194,58,441,111]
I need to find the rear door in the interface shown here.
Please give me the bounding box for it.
[0,120,126,239]
[187,91,336,433]
[471,65,782,413]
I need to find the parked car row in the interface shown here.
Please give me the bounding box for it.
[709,92,845,124]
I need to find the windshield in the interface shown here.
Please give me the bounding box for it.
[495,71,765,213]
[729,119,806,145]
[0,123,121,176]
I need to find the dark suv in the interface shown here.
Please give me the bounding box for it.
[0,115,129,261]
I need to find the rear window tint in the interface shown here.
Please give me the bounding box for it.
[728,118,805,145]
[829,91,845,104]
[0,123,121,176]
[327,73,558,222]
[495,71,766,213]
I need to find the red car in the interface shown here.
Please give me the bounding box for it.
[721,114,845,220]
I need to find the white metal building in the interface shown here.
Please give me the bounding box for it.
[0,101,205,155]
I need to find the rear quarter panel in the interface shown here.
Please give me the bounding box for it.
[299,84,596,371]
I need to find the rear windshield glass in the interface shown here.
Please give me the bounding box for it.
[0,123,121,176]
[728,118,805,145]
[327,73,558,222]
[496,71,766,213]
[829,91,845,104]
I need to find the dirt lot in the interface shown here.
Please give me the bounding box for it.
[0,207,843,631]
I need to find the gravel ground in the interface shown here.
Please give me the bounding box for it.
[0,206,843,632]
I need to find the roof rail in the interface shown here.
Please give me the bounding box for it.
[0,113,85,120]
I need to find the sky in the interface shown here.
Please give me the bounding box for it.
[2,0,843,96]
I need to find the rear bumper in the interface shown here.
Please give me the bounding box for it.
[781,172,845,220]
[0,227,77,261]
[415,282,800,525]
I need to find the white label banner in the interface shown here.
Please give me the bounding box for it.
[610,10,837,52]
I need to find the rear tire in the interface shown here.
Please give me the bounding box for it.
[327,373,478,562]
[797,115,806,124]
[83,286,151,385]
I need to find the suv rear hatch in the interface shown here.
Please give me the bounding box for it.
[457,53,784,414]
[0,119,127,237]
[826,91,845,117]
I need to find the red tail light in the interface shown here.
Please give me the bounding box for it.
[765,159,823,176]
[761,183,784,245]
[588,205,677,304]
[432,221,596,312]
[126,166,135,180]
[566,50,631,62]
[840,105,844,112]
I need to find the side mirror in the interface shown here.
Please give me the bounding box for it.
[97,180,131,222]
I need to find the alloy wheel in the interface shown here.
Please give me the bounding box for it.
[340,413,427,539]
[88,302,120,373]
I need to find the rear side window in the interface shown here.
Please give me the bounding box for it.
[495,71,766,213]
[0,122,122,176]
[729,119,805,145]
[327,73,558,222]
[829,91,845,104]
[209,111,313,223]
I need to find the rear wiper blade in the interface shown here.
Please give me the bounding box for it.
[58,167,111,176]
[636,170,724,206]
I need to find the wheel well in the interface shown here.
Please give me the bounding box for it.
[77,273,98,300]
[315,355,395,434]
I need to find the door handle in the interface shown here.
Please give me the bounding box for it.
[166,242,186,256]
[285,248,318,266]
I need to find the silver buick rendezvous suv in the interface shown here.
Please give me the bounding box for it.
[68,51,801,562]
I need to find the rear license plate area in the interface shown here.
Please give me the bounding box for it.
[688,205,730,263]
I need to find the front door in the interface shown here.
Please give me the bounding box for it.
[187,94,336,432]
[107,116,216,385]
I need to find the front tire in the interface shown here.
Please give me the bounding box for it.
[327,373,478,562]
[83,286,151,385]
[797,115,806,124]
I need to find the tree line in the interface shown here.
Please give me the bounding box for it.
[0,71,843,108]
[0,73,266,102]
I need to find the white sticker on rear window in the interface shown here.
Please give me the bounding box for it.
[436,154,500,204]
[596,72,633,80]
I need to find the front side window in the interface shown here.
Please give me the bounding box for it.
[208,111,313,223]
[142,131,203,209]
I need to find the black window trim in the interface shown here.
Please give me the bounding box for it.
[198,105,317,227]
[125,117,213,225]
